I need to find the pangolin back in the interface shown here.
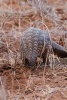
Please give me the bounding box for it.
[20,27,50,67]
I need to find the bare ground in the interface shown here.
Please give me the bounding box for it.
[0,0,67,100]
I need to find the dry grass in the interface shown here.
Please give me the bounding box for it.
[0,0,67,100]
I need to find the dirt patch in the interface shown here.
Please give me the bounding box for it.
[0,0,67,100]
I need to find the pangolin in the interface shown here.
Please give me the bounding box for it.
[20,27,67,68]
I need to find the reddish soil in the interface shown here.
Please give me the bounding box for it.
[0,0,67,100]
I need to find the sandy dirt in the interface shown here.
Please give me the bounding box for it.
[0,0,67,100]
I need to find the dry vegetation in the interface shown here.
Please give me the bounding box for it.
[0,0,67,100]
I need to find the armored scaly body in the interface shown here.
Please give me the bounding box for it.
[20,27,67,68]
